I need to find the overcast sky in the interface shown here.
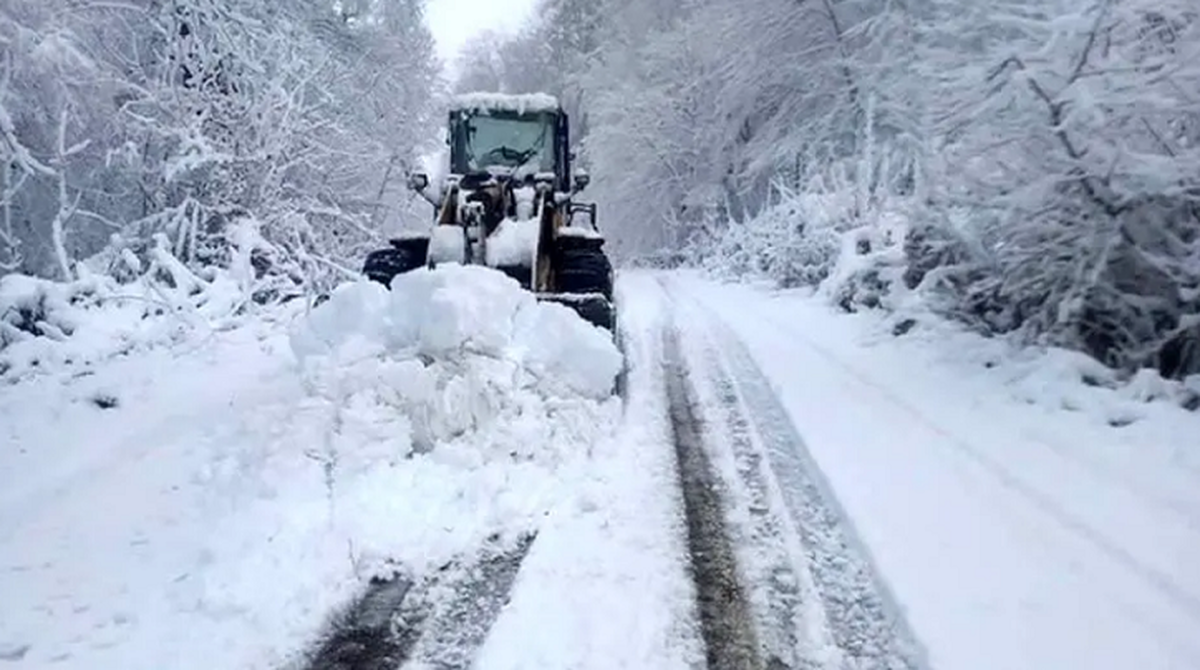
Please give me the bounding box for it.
[425,0,539,70]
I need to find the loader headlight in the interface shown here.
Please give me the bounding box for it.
[407,172,429,192]
[572,169,590,192]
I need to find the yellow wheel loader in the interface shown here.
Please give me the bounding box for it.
[362,92,615,331]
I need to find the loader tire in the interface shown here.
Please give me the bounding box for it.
[574,295,615,331]
[362,244,426,287]
[546,294,614,332]
[555,246,613,300]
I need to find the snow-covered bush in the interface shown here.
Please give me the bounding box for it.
[697,190,851,288]
[904,0,1200,380]
[0,234,300,382]
[955,196,1200,378]
[824,223,909,313]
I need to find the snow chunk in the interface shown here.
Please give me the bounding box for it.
[287,281,392,361]
[453,92,560,115]
[486,218,539,268]
[390,264,536,358]
[428,225,465,266]
[512,300,623,399]
[558,226,603,240]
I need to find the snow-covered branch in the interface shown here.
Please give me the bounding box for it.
[1,0,439,286]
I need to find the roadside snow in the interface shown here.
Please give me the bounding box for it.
[0,268,249,383]
[0,265,626,669]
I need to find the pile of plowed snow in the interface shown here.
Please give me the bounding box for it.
[280,263,624,565]
[291,264,621,402]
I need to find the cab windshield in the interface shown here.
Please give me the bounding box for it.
[456,111,556,176]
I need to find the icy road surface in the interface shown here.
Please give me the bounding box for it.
[2,266,1198,670]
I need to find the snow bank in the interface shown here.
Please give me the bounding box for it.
[0,229,307,383]
[474,272,703,670]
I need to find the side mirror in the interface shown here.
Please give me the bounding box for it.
[407,172,429,192]
[572,169,590,192]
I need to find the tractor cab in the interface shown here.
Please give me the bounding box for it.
[437,93,588,196]
[362,92,614,332]
[448,95,575,194]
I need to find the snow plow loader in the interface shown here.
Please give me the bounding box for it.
[362,92,615,332]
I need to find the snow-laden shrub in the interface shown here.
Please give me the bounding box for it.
[624,248,690,270]
[904,194,1200,380]
[905,1,1200,381]
[824,223,910,313]
[695,185,928,315]
[0,232,302,382]
[697,189,850,287]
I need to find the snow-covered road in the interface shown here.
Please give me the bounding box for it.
[2,267,1198,670]
[657,271,1200,670]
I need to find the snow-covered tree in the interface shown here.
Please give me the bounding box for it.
[1,0,439,291]
[475,0,1200,378]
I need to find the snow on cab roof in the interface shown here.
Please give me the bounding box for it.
[452,92,561,114]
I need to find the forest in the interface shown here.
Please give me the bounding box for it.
[4,0,1199,379]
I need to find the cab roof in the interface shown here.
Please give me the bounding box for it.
[451,92,561,115]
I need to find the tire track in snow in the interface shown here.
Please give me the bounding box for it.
[663,325,763,670]
[305,573,422,670]
[703,321,926,670]
[660,275,925,670]
[302,532,535,670]
[691,335,818,670]
[405,532,537,669]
